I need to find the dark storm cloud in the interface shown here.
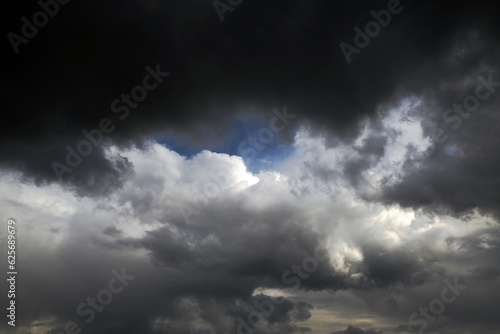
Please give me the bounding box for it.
[113,202,351,298]
[353,227,500,333]
[3,0,500,199]
[102,225,122,236]
[356,243,431,288]
[15,217,326,334]
[374,69,500,218]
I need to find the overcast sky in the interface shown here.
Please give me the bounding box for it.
[1,1,500,333]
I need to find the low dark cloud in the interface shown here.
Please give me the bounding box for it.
[333,325,379,334]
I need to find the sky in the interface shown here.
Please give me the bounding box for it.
[1,1,500,333]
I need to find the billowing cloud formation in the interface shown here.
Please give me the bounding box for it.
[1,135,499,333]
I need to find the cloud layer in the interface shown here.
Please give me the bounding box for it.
[1,135,499,333]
